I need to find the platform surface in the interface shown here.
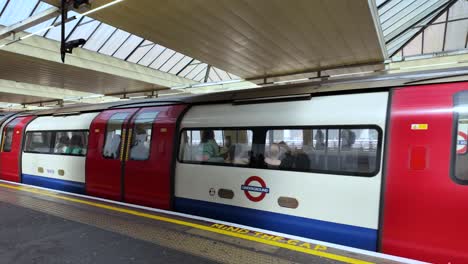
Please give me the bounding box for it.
[0,181,423,264]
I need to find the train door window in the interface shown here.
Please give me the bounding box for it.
[2,118,22,152]
[103,113,129,159]
[452,91,468,184]
[24,132,53,153]
[179,129,253,165]
[129,111,159,161]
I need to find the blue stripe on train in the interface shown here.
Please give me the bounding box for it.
[174,197,377,251]
[22,174,85,194]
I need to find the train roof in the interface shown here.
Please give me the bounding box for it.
[28,66,468,116]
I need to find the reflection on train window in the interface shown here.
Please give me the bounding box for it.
[179,129,253,165]
[24,131,89,156]
[103,113,129,159]
[264,128,379,175]
[54,131,89,156]
[130,111,158,161]
[24,132,53,153]
[453,92,468,184]
[2,118,23,152]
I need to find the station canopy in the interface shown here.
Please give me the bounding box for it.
[0,0,466,108]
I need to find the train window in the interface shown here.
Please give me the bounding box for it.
[179,129,253,165]
[24,132,53,153]
[129,111,159,161]
[1,118,22,152]
[452,92,468,184]
[103,113,129,159]
[54,131,89,156]
[264,127,380,175]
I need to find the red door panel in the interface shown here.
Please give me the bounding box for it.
[0,115,35,182]
[124,105,186,209]
[382,82,468,263]
[86,109,139,201]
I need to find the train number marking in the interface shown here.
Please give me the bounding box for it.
[241,176,269,202]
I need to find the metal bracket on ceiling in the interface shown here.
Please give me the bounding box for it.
[60,0,88,62]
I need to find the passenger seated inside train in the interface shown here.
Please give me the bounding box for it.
[55,135,69,154]
[314,130,325,150]
[197,130,223,162]
[219,136,235,162]
[65,134,84,155]
[278,141,295,169]
[130,128,150,160]
[264,143,282,168]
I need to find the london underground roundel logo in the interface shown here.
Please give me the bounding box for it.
[457,131,467,154]
[241,176,269,202]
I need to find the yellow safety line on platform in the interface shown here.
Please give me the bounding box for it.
[0,183,373,264]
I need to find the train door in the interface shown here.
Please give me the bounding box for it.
[0,116,35,182]
[86,105,186,209]
[382,82,468,263]
[86,108,139,200]
[124,105,186,209]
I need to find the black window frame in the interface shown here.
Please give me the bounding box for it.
[451,91,468,185]
[23,130,89,157]
[178,127,257,168]
[128,110,159,161]
[1,118,24,153]
[177,125,383,177]
[102,112,130,160]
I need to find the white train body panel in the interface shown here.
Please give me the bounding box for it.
[21,113,98,193]
[21,153,86,183]
[26,113,98,131]
[175,92,388,250]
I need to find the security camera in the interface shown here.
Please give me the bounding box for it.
[63,38,86,54]
[72,0,90,10]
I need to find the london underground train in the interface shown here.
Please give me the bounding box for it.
[0,69,467,263]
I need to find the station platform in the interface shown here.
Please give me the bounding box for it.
[0,180,424,264]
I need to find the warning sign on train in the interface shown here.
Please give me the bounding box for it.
[458,131,467,154]
[241,176,269,202]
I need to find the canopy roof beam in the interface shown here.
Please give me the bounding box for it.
[0,7,60,40]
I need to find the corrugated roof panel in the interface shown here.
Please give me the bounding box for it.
[158,52,184,73]
[167,56,193,75]
[387,0,467,57]
[82,23,115,51]
[209,68,222,82]
[213,67,233,81]
[98,29,130,55]
[24,1,53,33]
[177,64,198,77]
[423,23,445,53]
[184,64,207,80]
[402,32,423,56]
[449,0,468,19]
[150,48,176,70]
[193,66,209,82]
[0,0,37,26]
[125,40,153,63]
[138,45,165,67]
[45,13,82,41]
[112,35,144,60]
[445,20,468,50]
[66,18,99,41]
[382,0,447,41]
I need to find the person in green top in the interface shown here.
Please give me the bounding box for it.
[198,130,223,162]
[65,135,84,155]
